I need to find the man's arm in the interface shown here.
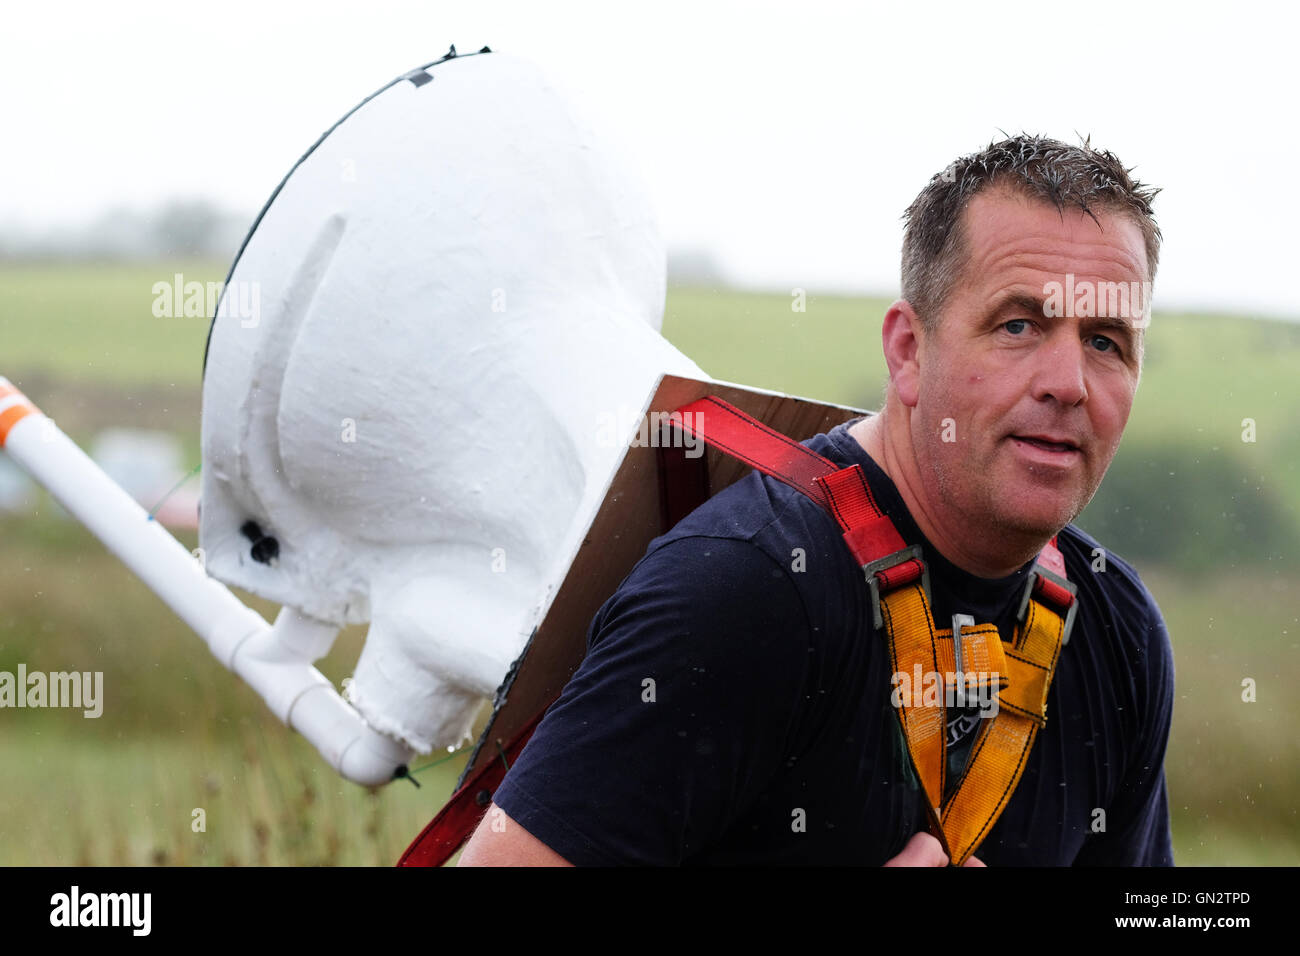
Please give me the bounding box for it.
[458,803,573,867]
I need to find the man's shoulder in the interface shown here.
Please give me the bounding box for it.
[589,451,867,673]
[1056,522,1163,621]
[1054,522,1173,688]
[632,461,861,612]
[612,476,831,624]
[641,422,865,581]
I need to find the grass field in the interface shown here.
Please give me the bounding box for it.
[1,261,1297,865]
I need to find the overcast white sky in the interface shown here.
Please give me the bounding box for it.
[2,0,1296,318]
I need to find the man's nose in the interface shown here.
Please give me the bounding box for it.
[1031,331,1088,406]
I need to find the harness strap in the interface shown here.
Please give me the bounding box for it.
[881,580,1068,863]
[397,709,547,867]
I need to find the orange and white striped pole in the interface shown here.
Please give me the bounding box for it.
[0,376,40,448]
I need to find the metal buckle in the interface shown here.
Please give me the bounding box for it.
[863,544,931,631]
[1015,564,1079,645]
[950,613,974,707]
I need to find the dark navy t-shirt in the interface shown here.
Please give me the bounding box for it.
[493,417,1176,866]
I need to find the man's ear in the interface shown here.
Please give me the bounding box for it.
[882,300,925,408]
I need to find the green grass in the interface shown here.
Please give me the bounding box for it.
[663,287,892,410]
[1,265,1297,865]
[1143,566,1300,864]
[0,511,474,865]
[0,723,466,866]
[0,261,222,388]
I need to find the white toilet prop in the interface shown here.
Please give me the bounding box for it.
[1,50,866,815]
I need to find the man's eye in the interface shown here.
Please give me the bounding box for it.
[1089,334,1118,353]
[1004,319,1029,334]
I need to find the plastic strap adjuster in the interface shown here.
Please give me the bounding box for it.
[863,544,931,631]
[1015,564,1079,645]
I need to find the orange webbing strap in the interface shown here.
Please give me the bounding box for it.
[882,579,1068,865]
[885,583,1009,812]
[0,378,40,447]
[940,597,1066,864]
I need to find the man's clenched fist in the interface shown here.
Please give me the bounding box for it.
[883,831,987,867]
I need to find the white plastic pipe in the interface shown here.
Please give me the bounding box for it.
[0,377,412,786]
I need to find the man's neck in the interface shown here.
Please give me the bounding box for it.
[847,411,1044,579]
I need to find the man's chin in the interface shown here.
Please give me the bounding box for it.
[991,470,1092,533]
[1007,522,1071,546]
[989,501,1078,545]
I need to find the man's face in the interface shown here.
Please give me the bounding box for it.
[911,187,1148,542]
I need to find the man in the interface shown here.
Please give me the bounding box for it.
[459,134,1175,866]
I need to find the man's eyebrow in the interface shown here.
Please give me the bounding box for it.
[1083,315,1137,331]
[986,292,1047,320]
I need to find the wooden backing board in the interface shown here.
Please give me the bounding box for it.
[457,373,868,784]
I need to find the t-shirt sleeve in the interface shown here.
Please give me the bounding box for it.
[1074,590,1176,866]
[491,534,814,865]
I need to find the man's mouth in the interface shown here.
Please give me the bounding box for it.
[1010,435,1081,454]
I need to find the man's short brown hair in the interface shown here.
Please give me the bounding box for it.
[900,134,1162,335]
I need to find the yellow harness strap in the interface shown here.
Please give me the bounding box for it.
[882,580,1068,865]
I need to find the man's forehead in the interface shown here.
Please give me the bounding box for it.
[960,186,1149,280]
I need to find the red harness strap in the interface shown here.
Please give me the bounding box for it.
[397,709,547,866]
[670,396,930,628]
[397,395,1075,865]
